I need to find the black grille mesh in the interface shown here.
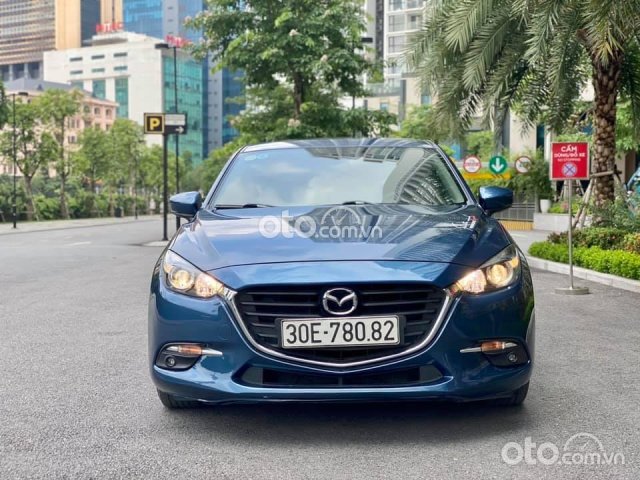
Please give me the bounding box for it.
[234,283,447,364]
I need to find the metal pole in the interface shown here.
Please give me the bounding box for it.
[555,177,589,295]
[567,179,574,289]
[173,46,180,230]
[162,134,169,241]
[11,94,17,229]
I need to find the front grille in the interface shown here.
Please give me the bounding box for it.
[233,283,447,364]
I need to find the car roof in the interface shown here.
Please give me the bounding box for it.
[241,138,439,152]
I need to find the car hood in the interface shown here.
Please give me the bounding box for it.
[169,204,511,271]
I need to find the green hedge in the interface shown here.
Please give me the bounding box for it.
[547,227,640,254]
[529,242,640,280]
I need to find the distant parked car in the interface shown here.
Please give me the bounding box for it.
[148,139,534,409]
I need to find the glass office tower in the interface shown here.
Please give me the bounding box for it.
[122,0,163,39]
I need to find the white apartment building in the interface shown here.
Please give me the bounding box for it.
[44,31,164,148]
[43,30,206,163]
[383,0,424,90]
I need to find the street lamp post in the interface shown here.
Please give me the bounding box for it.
[10,92,29,229]
[155,42,181,231]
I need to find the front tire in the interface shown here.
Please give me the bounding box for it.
[157,389,201,409]
[490,382,529,406]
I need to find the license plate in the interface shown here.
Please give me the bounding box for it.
[280,316,400,349]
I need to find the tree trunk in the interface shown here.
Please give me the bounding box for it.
[293,74,304,119]
[59,173,70,219]
[23,176,38,221]
[591,55,622,207]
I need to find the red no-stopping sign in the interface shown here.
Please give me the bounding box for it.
[551,142,590,180]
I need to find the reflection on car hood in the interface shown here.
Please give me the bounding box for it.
[169,204,511,271]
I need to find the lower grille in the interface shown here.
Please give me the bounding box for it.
[233,283,447,365]
[238,365,443,388]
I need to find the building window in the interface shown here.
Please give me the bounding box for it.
[92,68,105,74]
[389,0,403,11]
[407,14,422,30]
[106,109,112,118]
[115,77,129,118]
[71,70,83,75]
[113,52,127,58]
[70,57,82,62]
[388,35,406,54]
[91,54,105,60]
[406,0,422,8]
[388,15,405,32]
[70,81,84,90]
[380,102,389,111]
[94,107,101,116]
[93,80,106,100]
[114,66,128,72]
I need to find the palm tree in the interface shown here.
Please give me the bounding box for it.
[408,0,640,206]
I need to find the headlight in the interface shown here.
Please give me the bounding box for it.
[452,245,521,294]
[162,250,230,299]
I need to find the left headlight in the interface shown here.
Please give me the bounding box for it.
[451,245,521,295]
[162,250,230,299]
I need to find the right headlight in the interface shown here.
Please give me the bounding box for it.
[162,250,231,299]
[451,245,521,295]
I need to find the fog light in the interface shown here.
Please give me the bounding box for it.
[507,352,518,363]
[155,343,224,371]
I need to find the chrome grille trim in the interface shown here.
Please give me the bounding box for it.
[224,289,455,368]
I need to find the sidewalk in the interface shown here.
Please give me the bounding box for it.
[508,227,640,294]
[508,229,549,253]
[0,215,161,235]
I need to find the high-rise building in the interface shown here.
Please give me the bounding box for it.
[122,0,243,154]
[0,0,113,83]
[44,31,206,165]
[384,0,425,89]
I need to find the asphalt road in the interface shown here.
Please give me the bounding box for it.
[1,220,639,479]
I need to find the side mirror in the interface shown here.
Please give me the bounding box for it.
[170,191,203,220]
[478,186,513,216]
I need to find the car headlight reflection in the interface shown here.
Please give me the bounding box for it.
[452,245,521,294]
[162,250,230,298]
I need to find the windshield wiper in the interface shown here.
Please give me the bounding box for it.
[213,203,274,210]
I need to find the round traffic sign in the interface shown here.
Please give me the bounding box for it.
[515,156,531,174]
[463,155,482,174]
[489,155,508,175]
[562,162,578,178]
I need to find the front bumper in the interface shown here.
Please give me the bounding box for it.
[148,265,535,405]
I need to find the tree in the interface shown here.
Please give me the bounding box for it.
[189,0,371,120]
[38,89,82,218]
[76,126,111,192]
[107,119,144,214]
[0,82,9,130]
[0,100,57,220]
[408,0,640,206]
[397,105,452,143]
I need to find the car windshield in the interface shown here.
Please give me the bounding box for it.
[210,146,467,208]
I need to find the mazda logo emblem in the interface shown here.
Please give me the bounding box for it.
[322,288,358,316]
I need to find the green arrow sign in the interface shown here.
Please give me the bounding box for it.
[489,155,508,175]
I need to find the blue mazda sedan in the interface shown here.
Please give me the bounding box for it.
[149,139,534,408]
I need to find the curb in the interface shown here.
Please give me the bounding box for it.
[0,216,160,236]
[526,256,640,294]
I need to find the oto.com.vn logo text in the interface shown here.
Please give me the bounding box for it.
[501,433,625,466]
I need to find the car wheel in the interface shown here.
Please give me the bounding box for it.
[490,382,529,407]
[157,389,201,409]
